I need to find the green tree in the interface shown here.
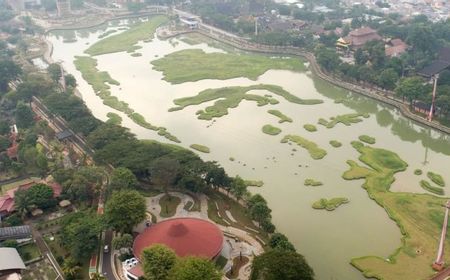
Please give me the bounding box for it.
[0,120,9,135]
[168,256,222,280]
[269,233,296,252]
[395,76,426,105]
[142,244,177,280]
[315,47,340,72]
[149,157,180,194]
[112,233,133,250]
[109,167,139,192]
[62,257,81,280]
[250,250,315,280]
[0,136,9,152]
[63,215,101,261]
[15,102,34,129]
[354,48,368,65]
[377,68,399,90]
[0,59,21,92]
[104,190,146,233]
[250,202,272,225]
[230,176,247,201]
[65,74,77,88]
[47,63,62,82]
[26,183,55,209]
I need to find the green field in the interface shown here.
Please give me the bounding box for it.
[343,143,450,280]
[312,197,349,210]
[262,124,282,135]
[159,194,181,218]
[85,16,168,56]
[267,109,293,123]
[152,49,309,84]
[170,84,321,120]
[74,56,179,143]
[281,135,327,160]
[189,144,210,153]
[318,113,368,129]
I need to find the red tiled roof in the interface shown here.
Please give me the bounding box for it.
[133,218,223,260]
[128,264,144,278]
[345,27,382,48]
[6,143,18,159]
[386,45,408,57]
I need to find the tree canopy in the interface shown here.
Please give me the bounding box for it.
[104,190,146,233]
[142,244,177,280]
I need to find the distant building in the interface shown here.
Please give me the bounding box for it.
[385,38,409,57]
[343,26,382,49]
[179,16,198,29]
[0,248,26,280]
[56,0,71,17]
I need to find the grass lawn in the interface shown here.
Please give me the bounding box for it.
[159,194,181,218]
[18,242,41,262]
[267,109,293,123]
[152,49,308,84]
[170,84,321,121]
[312,197,349,211]
[190,144,210,153]
[318,113,369,129]
[281,134,327,160]
[343,143,450,280]
[262,124,281,136]
[85,16,168,56]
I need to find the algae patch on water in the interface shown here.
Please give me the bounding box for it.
[190,144,210,153]
[152,49,310,84]
[312,197,349,211]
[281,135,327,160]
[318,113,368,129]
[262,125,282,136]
[267,109,293,123]
[170,85,321,121]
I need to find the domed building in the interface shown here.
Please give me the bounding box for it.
[124,218,224,280]
[133,217,224,260]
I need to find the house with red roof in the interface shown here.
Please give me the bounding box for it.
[0,179,61,217]
[343,27,382,49]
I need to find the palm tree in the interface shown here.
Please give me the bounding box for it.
[62,258,80,280]
[90,272,106,280]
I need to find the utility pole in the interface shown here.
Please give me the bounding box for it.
[428,74,439,122]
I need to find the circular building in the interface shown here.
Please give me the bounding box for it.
[133,218,223,260]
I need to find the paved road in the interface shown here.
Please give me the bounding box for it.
[102,230,115,280]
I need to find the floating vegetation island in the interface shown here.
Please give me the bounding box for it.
[427,172,445,187]
[74,56,179,143]
[329,140,342,148]
[151,49,310,84]
[303,124,317,132]
[189,144,210,153]
[419,180,444,195]
[318,113,369,129]
[358,135,376,144]
[262,125,282,135]
[414,169,423,175]
[342,142,450,279]
[268,109,293,123]
[85,16,168,56]
[170,85,321,120]
[244,180,264,187]
[312,198,349,211]
[281,135,327,160]
[304,179,323,186]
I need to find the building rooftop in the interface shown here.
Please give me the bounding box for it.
[0,248,26,271]
[133,218,223,260]
[0,225,32,241]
